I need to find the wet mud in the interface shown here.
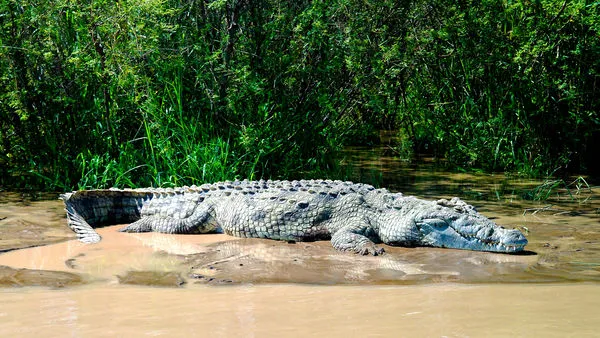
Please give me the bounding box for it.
[0,265,84,288]
[185,239,536,285]
[1,181,600,287]
[117,271,186,287]
[0,193,75,253]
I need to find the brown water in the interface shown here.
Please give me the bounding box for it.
[1,284,599,337]
[1,147,599,336]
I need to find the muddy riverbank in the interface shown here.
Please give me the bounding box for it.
[1,157,599,335]
[1,170,599,287]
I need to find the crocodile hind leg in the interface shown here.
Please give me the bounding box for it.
[330,226,385,256]
[119,205,218,234]
[118,216,154,233]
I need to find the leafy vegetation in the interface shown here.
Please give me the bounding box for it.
[1,0,598,190]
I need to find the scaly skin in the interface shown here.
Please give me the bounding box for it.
[60,180,528,254]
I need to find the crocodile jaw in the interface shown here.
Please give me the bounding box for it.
[415,216,528,253]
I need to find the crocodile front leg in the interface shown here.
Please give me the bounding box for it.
[330,226,385,256]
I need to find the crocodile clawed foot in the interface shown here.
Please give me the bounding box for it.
[331,229,386,256]
[358,245,385,256]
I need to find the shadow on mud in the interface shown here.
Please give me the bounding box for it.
[512,250,537,256]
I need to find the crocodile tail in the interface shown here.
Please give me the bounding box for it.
[63,200,102,243]
[59,189,150,243]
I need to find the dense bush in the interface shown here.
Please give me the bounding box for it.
[1,0,598,190]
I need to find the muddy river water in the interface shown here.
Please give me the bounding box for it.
[1,148,599,336]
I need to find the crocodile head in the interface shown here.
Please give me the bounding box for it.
[385,195,528,253]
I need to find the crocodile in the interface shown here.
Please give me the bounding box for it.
[60,179,527,255]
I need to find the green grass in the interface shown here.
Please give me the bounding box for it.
[525,176,594,202]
